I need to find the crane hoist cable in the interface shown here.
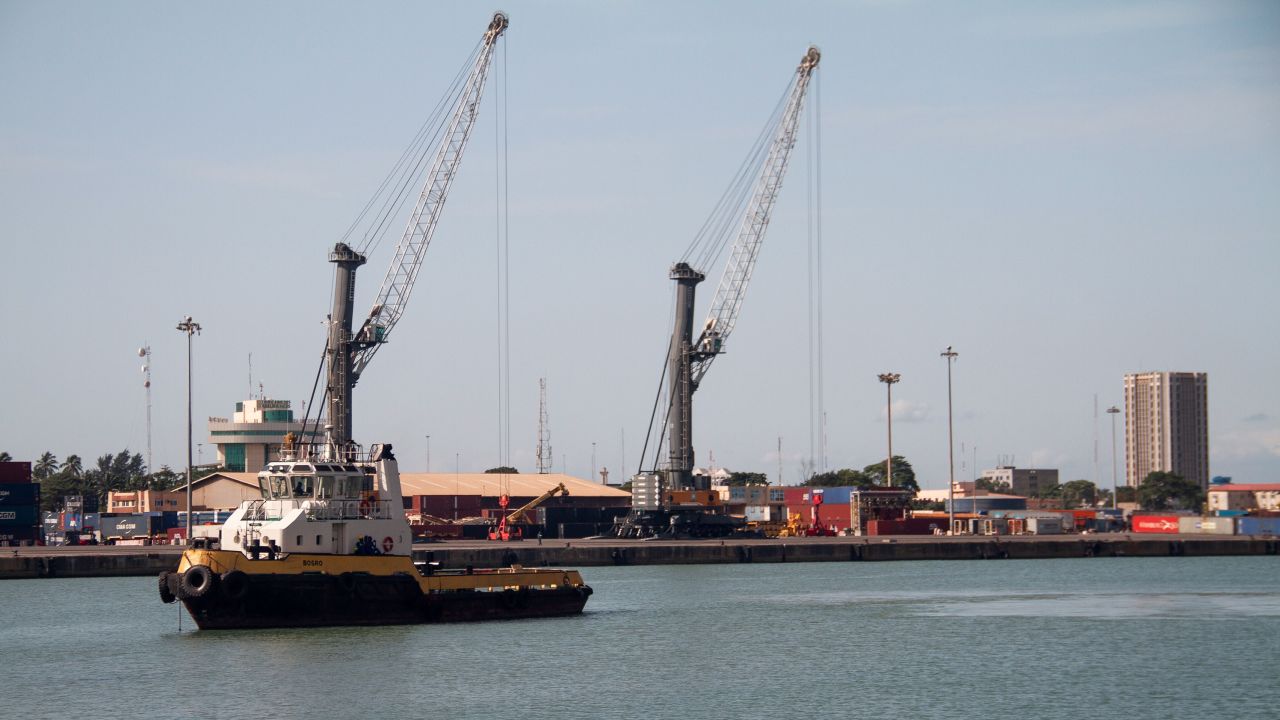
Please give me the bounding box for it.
[344,41,486,260]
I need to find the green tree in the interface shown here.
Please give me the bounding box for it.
[863,456,919,493]
[1138,471,1204,511]
[1058,479,1098,508]
[723,471,769,486]
[484,466,519,474]
[803,468,872,488]
[34,452,58,480]
[1115,486,1136,504]
[0,451,11,462]
[61,455,83,477]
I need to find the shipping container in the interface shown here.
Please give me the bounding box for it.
[1131,515,1182,533]
[0,506,40,525]
[0,483,40,506]
[744,505,772,522]
[1178,516,1236,535]
[0,526,40,544]
[1213,509,1248,517]
[866,518,940,535]
[1237,517,1280,536]
[1026,516,1063,534]
[0,462,32,484]
[100,514,165,538]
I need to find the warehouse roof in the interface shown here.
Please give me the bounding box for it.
[1211,484,1280,492]
[400,473,630,499]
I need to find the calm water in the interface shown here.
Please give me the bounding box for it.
[2,556,1278,719]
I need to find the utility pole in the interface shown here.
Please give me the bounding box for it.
[176,317,201,543]
[1107,406,1121,510]
[878,373,901,486]
[942,347,958,535]
[425,435,431,473]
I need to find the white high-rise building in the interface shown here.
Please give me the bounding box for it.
[1123,372,1209,490]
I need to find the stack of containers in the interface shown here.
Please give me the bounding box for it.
[0,461,41,545]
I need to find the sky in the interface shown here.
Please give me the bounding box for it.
[1,0,1278,489]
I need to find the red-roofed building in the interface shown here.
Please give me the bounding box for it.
[1207,484,1280,513]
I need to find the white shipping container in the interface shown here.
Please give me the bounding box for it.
[1026,517,1063,535]
[744,505,772,522]
[1177,516,1236,535]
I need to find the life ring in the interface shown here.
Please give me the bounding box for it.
[382,536,394,553]
[179,565,216,600]
[221,570,249,601]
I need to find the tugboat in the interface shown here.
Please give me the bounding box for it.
[157,12,592,629]
[159,438,591,629]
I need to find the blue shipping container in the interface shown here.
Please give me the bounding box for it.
[0,484,40,505]
[1237,517,1280,536]
[0,506,40,525]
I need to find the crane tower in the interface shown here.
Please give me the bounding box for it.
[621,46,820,537]
[323,12,508,453]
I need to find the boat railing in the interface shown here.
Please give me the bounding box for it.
[306,499,397,521]
[275,441,370,465]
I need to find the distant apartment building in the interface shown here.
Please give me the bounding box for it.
[105,489,185,513]
[207,399,323,473]
[981,466,1059,497]
[1123,371,1209,489]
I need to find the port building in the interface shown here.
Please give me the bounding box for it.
[184,470,630,515]
[1123,371,1209,489]
[206,399,324,473]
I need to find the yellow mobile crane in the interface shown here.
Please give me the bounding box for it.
[490,483,569,541]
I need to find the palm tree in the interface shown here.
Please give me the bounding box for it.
[34,452,58,480]
[62,455,83,477]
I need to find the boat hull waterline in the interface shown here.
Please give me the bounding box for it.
[160,549,592,630]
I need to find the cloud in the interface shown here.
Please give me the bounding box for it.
[1215,428,1280,460]
[1030,448,1071,468]
[879,399,929,423]
[1244,413,1271,423]
[972,2,1219,37]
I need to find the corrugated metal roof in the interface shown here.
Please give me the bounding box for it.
[400,473,631,499]
[188,471,630,499]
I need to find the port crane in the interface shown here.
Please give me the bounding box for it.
[622,46,821,537]
[319,12,508,453]
[489,482,569,541]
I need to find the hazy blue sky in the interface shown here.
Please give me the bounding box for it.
[2,1,1277,489]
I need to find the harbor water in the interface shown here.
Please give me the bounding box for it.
[2,556,1277,719]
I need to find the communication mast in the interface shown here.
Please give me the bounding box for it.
[536,378,552,474]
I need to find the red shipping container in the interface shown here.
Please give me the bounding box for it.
[1132,515,1182,533]
[0,462,33,484]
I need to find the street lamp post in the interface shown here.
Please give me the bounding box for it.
[176,316,201,543]
[1107,406,1121,510]
[425,435,431,473]
[878,373,901,487]
[591,442,597,483]
[942,347,958,535]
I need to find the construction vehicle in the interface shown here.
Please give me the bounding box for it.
[616,46,821,539]
[489,483,568,541]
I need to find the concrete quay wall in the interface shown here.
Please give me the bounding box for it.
[1,536,1275,580]
[0,551,180,579]
[416,535,1279,569]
